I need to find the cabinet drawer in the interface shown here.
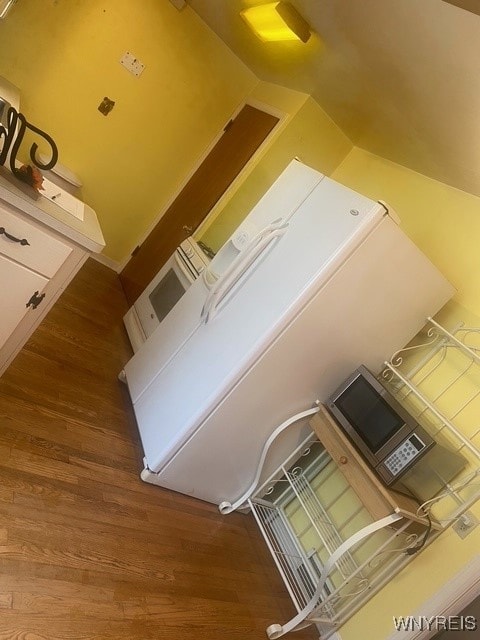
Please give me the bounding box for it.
[0,254,49,350]
[0,206,72,278]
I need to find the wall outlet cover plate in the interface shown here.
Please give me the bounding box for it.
[120,52,145,77]
[453,511,479,539]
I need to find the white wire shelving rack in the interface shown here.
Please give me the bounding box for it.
[248,443,422,639]
[219,409,428,639]
[219,319,480,639]
[382,317,480,525]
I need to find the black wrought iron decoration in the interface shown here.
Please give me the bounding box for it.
[0,105,58,182]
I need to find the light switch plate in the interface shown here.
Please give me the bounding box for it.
[120,51,145,77]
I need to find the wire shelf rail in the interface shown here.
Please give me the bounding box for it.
[244,434,424,639]
[220,319,480,638]
[382,317,480,524]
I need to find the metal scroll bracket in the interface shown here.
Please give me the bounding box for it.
[0,106,58,176]
[218,402,321,515]
[266,513,404,639]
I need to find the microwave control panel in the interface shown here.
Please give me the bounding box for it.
[383,433,426,476]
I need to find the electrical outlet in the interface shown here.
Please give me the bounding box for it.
[119,51,145,77]
[453,511,479,539]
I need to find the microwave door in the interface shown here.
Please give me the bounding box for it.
[328,371,406,468]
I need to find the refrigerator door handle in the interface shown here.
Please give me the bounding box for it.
[201,240,259,322]
[201,224,284,323]
[201,218,287,321]
[202,223,288,323]
[202,218,286,291]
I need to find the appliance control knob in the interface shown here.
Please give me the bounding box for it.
[339,456,348,465]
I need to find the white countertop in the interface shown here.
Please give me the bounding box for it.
[0,170,105,253]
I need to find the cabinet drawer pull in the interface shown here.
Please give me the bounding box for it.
[339,456,348,465]
[0,226,30,246]
[26,291,45,310]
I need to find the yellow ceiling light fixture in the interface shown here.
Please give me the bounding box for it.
[0,0,17,19]
[240,2,312,43]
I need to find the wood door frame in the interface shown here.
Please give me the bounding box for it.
[116,98,288,273]
[192,97,287,240]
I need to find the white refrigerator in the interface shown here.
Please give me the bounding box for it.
[124,159,454,506]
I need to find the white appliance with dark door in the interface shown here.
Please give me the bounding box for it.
[123,159,455,507]
[123,237,210,352]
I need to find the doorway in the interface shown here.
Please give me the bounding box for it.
[119,104,280,304]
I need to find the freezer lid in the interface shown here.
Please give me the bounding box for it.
[134,179,386,473]
[125,158,325,403]
[143,222,454,504]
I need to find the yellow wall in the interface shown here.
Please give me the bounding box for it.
[339,523,480,640]
[249,80,309,116]
[329,147,480,640]
[199,95,353,251]
[332,148,480,320]
[0,0,257,261]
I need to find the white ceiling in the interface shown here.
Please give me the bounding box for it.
[190,0,480,197]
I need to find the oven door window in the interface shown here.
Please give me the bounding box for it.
[149,269,187,324]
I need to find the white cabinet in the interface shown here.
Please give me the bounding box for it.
[0,179,105,376]
[0,204,72,277]
[0,201,78,356]
[0,254,48,350]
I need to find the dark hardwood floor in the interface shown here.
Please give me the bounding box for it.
[0,259,317,640]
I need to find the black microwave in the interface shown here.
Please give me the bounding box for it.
[327,365,435,486]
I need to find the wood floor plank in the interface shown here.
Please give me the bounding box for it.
[0,259,317,640]
[0,397,137,462]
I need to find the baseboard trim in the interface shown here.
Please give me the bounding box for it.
[90,252,121,272]
[325,630,342,640]
[385,555,480,639]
